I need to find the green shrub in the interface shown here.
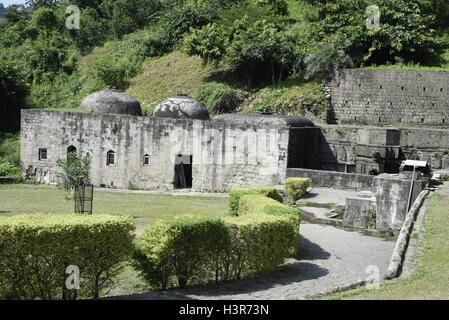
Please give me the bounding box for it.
[0,214,135,300]
[284,177,311,201]
[142,105,157,117]
[238,195,297,217]
[246,80,330,116]
[195,82,242,114]
[221,213,298,278]
[238,194,300,256]
[133,215,230,289]
[303,41,353,81]
[227,187,256,216]
[135,190,301,289]
[252,186,283,203]
[0,160,14,177]
[0,134,20,167]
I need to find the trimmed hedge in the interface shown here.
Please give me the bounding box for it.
[284,178,311,201]
[228,186,284,216]
[133,215,229,289]
[221,214,298,279]
[252,186,284,203]
[228,187,256,216]
[0,214,135,300]
[238,195,297,217]
[135,186,301,290]
[238,194,300,256]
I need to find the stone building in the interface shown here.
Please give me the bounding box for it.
[21,90,317,191]
[21,69,449,230]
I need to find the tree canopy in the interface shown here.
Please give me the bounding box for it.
[0,0,449,131]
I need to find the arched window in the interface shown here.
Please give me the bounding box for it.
[106,150,115,166]
[67,146,77,161]
[143,154,150,165]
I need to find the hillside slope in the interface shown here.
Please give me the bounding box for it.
[126,51,219,110]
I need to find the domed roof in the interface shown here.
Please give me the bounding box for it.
[153,95,210,120]
[79,87,142,116]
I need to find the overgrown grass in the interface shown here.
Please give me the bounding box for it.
[322,191,449,300]
[124,51,329,119]
[195,82,244,114]
[364,63,449,72]
[126,51,219,110]
[245,77,329,116]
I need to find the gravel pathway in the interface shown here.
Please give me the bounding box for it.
[109,222,395,300]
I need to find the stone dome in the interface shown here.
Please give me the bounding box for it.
[153,95,210,120]
[79,87,142,116]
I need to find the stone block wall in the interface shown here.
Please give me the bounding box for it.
[286,168,374,191]
[332,69,449,125]
[315,125,401,174]
[373,174,423,230]
[314,124,449,174]
[399,127,449,170]
[344,197,376,229]
[21,110,291,192]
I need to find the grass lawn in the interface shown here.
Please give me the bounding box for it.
[322,191,449,300]
[0,184,227,218]
[0,184,229,296]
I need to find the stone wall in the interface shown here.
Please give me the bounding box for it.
[21,110,291,192]
[373,174,424,230]
[314,124,449,174]
[315,125,401,175]
[332,69,449,126]
[400,127,449,170]
[286,168,374,191]
[342,174,424,231]
[343,197,376,230]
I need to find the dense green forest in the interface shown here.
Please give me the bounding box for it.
[1,0,449,177]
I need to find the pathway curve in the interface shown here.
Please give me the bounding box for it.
[108,222,395,300]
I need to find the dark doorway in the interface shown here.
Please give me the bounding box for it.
[67,146,77,161]
[174,154,192,189]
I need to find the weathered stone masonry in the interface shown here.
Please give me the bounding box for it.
[332,69,449,126]
[314,125,449,175]
[21,110,316,192]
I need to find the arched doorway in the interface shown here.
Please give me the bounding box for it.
[67,146,77,161]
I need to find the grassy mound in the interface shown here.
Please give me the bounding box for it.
[126,51,219,112]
